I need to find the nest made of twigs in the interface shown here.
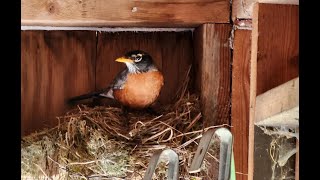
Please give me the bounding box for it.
[21,67,224,180]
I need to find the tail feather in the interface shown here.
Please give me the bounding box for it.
[67,88,109,104]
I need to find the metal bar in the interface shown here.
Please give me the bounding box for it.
[143,149,179,180]
[189,127,233,180]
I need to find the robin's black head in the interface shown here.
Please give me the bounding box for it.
[115,50,157,73]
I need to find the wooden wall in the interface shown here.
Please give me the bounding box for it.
[96,32,193,105]
[254,3,299,95]
[248,3,299,180]
[21,30,193,136]
[231,3,299,179]
[21,31,96,135]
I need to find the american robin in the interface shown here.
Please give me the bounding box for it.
[68,50,164,109]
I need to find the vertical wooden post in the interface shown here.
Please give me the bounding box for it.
[193,23,232,127]
[231,29,251,180]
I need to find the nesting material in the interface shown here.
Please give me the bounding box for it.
[21,70,222,179]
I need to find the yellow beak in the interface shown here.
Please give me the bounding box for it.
[115,57,134,63]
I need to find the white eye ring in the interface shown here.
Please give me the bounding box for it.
[135,56,142,62]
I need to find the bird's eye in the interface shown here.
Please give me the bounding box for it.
[135,55,142,62]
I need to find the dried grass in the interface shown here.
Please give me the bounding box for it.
[21,67,224,180]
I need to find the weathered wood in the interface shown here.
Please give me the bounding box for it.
[21,31,96,136]
[96,31,193,105]
[248,4,259,179]
[255,77,299,123]
[193,24,231,127]
[22,0,230,27]
[249,3,299,179]
[255,3,299,95]
[232,0,299,21]
[295,137,299,180]
[231,29,251,180]
[255,106,299,128]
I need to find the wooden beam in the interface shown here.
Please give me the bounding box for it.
[22,0,230,27]
[193,24,231,127]
[21,31,96,136]
[231,29,251,180]
[255,77,299,124]
[249,3,299,179]
[232,0,299,21]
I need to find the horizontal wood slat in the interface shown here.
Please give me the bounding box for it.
[22,0,230,27]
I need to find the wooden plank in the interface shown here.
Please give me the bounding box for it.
[255,3,299,95]
[255,77,299,123]
[21,31,96,136]
[96,31,193,106]
[232,0,299,20]
[193,24,231,127]
[255,106,299,128]
[295,137,299,180]
[248,4,259,179]
[22,0,230,27]
[230,29,251,180]
[249,3,299,179]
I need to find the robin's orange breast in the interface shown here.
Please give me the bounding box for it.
[113,71,164,109]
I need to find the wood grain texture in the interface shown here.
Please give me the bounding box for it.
[21,31,96,136]
[96,31,193,105]
[231,30,251,180]
[255,106,298,128]
[255,77,299,123]
[193,24,231,127]
[256,3,299,95]
[249,3,299,179]
[22,0,230,27]
[295,137,299,180]
[248,4,259,179]
[231,0,299,20]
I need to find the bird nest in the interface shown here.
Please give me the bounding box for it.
[21,69,223,180]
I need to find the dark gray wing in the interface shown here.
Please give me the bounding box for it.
[110,68,129,89]
[99,68,129,99]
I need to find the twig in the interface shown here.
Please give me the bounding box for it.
[46,156,70,177]
[68,159,116,166]
[142,128,172,144]
[33,163,52,180]
[184,113,202,132]
[206,152,220,163]
[177,134,202,149]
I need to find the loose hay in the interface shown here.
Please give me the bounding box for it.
[21,68,224,180]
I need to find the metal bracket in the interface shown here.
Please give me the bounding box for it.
[143,149,179,180]
[189,127,233,180]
